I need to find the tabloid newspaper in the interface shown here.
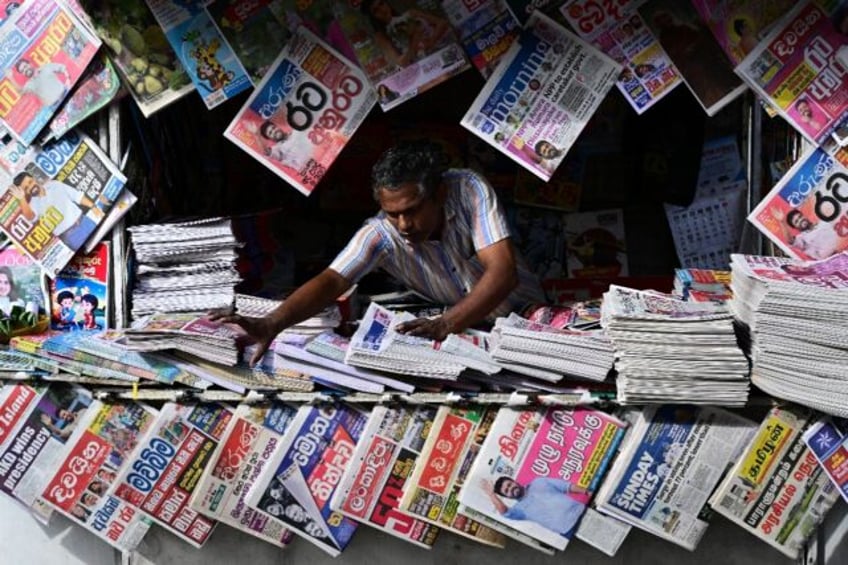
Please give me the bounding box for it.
[802,415,848,503]
[748,145,848,261]
[0,130,124,278]
[441,0,520,79]
[245,403,366,556]
[331,404,441,549]
[144,0,251,109]
[48,241,109,332]
[735,1,848,148]
[0,382,93,523]
[398,404,505,547]
[458,405,626,551]
[0,0,101,145]
[190,402,297,547]
[563,208,628,278]
[594,405,756,551]
[109,402,233,547]
[708,405,840,559]
[461,11,621,182]
[559,0,682,114]
[225,26,377,196]
[80,0,195,118]
[691,0,799,66]
[335,0,469,111]
[39,399,158,551]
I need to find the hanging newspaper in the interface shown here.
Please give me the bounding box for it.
[225,27,377,196]
[748,145,848,261]
[559,0,682,114]
[144,0,251,109]
[80,0,195,118]
[594,405,756,551]
[398,404,506,547]
[441,0,521,79]
[109,402,233,547]
[335,0,469,111]
[191,402,298,547]
[461,11,621,182]
[0,383,94,523]
[245,403,366,557]
[735,1,848,148]
[802,415,848,503]
[331,405,442,549]
[39,399,158,552]
[709,405,840,559]
[0,130,124,278]
[458,405,626,551]
[0,0,101,145]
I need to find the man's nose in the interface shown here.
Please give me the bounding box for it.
[397,215,411,232]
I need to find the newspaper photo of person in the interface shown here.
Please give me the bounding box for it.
[481,476,588,536]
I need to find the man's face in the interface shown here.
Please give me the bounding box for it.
[18,175,43,199]
[285,504,306,522]
[537,141,558,159]
[304,520,326,538]
[789,212,812,231]
[378,182,445,245]
[59,408,77,421]
[496,478,525,499]
[263,122,286,142]
[797,101,812,119]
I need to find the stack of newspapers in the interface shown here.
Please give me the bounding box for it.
[121,312,242,366]
[730,252,848,417]
[601,285,750,405]
[234,293,341,337]
[343,303,499,380]
[489,313,614,382]
[128,218,242,318]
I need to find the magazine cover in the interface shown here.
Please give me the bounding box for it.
[109,402,233,547]
[748,145,848,261]
[205,0,293,84]
[638,0,747,116]
[80,0,195,118]
[225,26,377,196]
[458,405,626,551]
[559,0,682,114]
[40,400,158,551]
[399,404,506,547]
[335,0,470,111]
[735,1,848,147]
[331,404,442,549]
[691,0,799,66]
[190,402,298,547]
[802,415,848,503]
[563,208,628,278]
[144,0,252,109]
[0,130,124,278]
[461,11,621,182]
[245,403,366,556]
[0,0,101,145]
[709,406,840,559]
[46,53,123,142]
[0,245,47,325]
[0,383,93,522]
[441,0,520,79]
[48,241,110,332]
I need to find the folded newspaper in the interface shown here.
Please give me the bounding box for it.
[123,312,243,366]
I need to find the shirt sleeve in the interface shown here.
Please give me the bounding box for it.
[461,170,512,252]
[48,181,83,205]
[502,504,526,521]
[328,223,388,283]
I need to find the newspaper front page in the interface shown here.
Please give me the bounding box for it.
[802,415,848,503]
[441,0,520,79]
[40,400,157,551]
[461,11,621,181]
[190,402,297,547]
[595,405,756,550]
[225,26,376,196]
[0,0,101,145]
[109,402,232,547]
[458,405,626,551]
[709,406,840,559]
[735,1,848,148]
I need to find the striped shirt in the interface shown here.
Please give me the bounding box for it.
[329,168,544,320]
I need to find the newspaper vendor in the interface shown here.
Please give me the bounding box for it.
[214,140,544,364]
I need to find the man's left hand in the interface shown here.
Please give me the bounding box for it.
[395,316,452,341]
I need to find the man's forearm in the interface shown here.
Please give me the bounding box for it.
[440,265,517,333]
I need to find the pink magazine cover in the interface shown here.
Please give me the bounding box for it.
[225,26,377,196]
[458,405,626,551]
[0,0,101,145]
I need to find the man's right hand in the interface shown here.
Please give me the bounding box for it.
[207,309,279,367]
[8,184,24,200]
